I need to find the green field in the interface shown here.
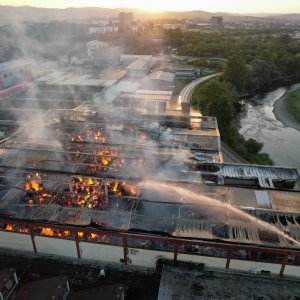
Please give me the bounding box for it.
[286,88,300,124]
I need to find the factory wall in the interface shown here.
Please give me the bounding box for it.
[178,253,227,269]
[284,265,300,277]
[35,237,78,258]
[0,231,34,252]
[0,230,300,278]
[128,248,173,268]
[230,259,281,275]
[80,242,124,265]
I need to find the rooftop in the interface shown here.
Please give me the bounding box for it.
[13,276,69,300]
[0,60,30,73]
[144,71,175,82]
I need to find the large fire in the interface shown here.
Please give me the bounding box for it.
[3,224,30,233]
[71,128,106,143]
[1,223,112,243]
[22,173,140,209]
[24,173,43,192]
[69,128,144,174]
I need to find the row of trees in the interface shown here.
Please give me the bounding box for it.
[191,78,273,165]
[165,28,300,90]
[172,28,300,165]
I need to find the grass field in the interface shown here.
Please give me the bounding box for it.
[286,88,300,124]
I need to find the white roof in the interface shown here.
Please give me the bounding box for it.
[87,40,109,47]
[126,58,153,70]
[119,92,171,101]
[120,55,152,61]
[144,71,175,82]
[0,60,30,73]
[136,89,173,96]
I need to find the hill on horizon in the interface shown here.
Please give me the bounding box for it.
[0,5,299,22]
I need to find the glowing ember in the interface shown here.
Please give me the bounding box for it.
[22,173,139,211]
[72,135,84,142]
[5,224,13,231]
[24,174,43,192]
[41,227,54,236]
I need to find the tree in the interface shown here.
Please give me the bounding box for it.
[222,55,252,93]
[244,138,263,154]
[199,79,235,139]
[250,59,273,89]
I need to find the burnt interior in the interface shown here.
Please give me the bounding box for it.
[0,107,299,249]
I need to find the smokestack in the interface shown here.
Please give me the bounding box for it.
[146,101,156,114]
[157,101,166,114]
[181,102,190,115]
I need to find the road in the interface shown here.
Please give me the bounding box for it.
[178,73,220,104]
[178,73,244,164]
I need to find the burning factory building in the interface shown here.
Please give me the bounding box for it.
[0,91,300,279]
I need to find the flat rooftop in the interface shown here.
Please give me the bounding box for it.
[158,264,300,300]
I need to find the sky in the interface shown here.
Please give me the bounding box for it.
[0,0,300,14]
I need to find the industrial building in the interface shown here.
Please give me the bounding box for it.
[0,98,299,279]
[0,57,299,284]
[210,16,223,27]
[0,61,33,98]
[126,58,156,77]
[35,71,116,100]
[140,71,175,92]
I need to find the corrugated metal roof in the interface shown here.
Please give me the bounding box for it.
[255,191,272,209]
[126,58,153,70]
[269,191,300,212]
[136,90,173,96]
[144,71,175,82]
[119,92,171,101]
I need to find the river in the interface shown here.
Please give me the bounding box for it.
[239,84,300,169]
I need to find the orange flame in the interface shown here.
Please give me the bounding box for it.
[5,224,13,231]
[41,227,54,236]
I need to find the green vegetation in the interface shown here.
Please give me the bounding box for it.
[166,28,300,165]
[190,58,224,72]
[191,79,273,165]
[286,88,300,124]
[165,29,300,91]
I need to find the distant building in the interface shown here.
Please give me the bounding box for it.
[89,26,118,34]
[119,12,133,24]
[292,32,300,43]
[210,16,223,27]
[0,60,33,98]
[126,58,156,77]
[86,40,120,66]
[120,55,153,66]
[87,40,109,58]
[175,68,198,78]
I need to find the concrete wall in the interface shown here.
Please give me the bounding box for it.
[0,232,299,278]
[128,248,173,268]
[284,265,300,277]
[0,232,34,252]
[35,237,78,258]
[229,259,281,274]
[80,242,124,265]
[178,254,227,269]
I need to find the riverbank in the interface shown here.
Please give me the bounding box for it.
[273,84,300,132]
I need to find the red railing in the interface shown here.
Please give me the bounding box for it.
[0,217,299,277]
